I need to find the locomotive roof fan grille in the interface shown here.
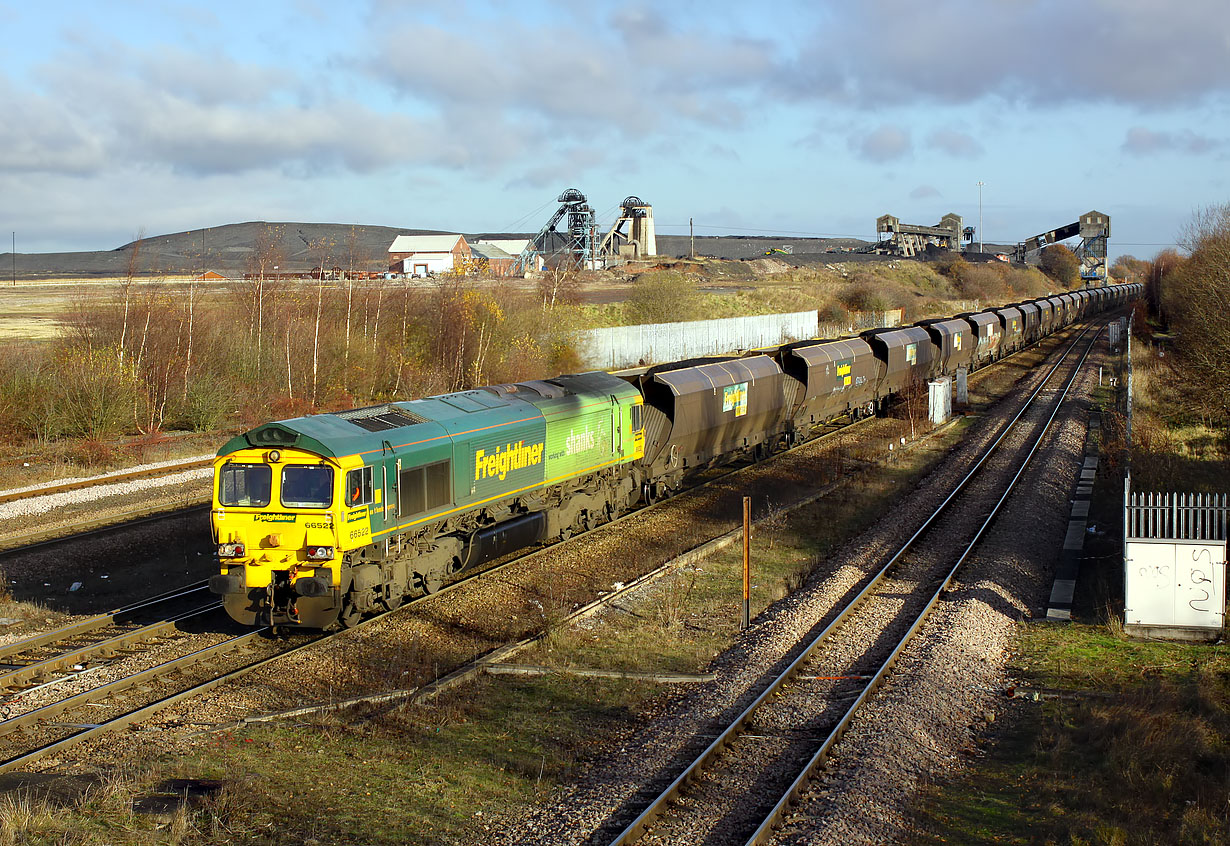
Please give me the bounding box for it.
[337,404,431,432]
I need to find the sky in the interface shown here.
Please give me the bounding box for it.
[2,0,1228,259]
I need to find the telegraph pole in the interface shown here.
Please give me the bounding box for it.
[690,218,694,258]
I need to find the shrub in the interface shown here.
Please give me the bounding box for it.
[624,271,704,324]
[1039,244,1081,288]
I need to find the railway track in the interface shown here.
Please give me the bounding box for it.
[0,582,218,692]
[0,404,884,776]
[0,458,213,506]
[0,325,1086,777]
[605,321,1103,846]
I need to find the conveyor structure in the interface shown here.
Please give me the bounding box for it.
[1015,210,1110,281]
[859,213,964,257]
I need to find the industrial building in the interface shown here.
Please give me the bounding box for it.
[387,234,472,277]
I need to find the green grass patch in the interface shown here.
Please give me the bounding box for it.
[907,621,1230,845]
[0,675,654,845]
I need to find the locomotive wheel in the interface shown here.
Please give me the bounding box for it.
[381,591,403,612]
[339,592,363,628]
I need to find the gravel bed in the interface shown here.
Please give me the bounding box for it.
[0,617,246,772]
[596,337,1090,845]
[765,334,1104,845]
[489,328,1095,845]
[0,454,213,500]
[0,508,216,619]
[0,469,210,524]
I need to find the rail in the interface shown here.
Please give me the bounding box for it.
[607,321,1103,845]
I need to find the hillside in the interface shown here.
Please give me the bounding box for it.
[0,219,1027,280]
[0,223,881,280]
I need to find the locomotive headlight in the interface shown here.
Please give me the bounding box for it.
[268,449,282,463]
[218,542,246,558]
[305,546,335,561]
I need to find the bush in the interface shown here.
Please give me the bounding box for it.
[1163,205,1230,415]
[624,271,705,324]
[170,374,235,432]
[1039,244,1080,288]
[54,347,141,440]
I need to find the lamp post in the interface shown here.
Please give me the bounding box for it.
[977,181,985,254]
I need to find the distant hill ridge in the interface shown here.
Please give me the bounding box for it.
[2,222,536,279]
[3,220,905,280]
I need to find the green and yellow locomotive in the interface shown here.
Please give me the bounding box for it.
[209,371,644,628]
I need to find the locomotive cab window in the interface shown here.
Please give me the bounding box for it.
[219,463,271,507]
[398,460,451,518]
[631,403,643,432]
[281,465,334,509]
[346,466,374,507]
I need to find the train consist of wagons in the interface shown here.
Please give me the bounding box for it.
[209,283,1140,628]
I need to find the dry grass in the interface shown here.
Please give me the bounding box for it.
[1100,339,1230,491]
[908,622,1230,845]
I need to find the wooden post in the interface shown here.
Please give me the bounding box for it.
[742,496,751,630]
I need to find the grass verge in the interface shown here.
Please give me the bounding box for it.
[906,621,1230,846]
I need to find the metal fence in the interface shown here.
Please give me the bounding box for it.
[578,311,819,370]
[1126,491,1229,541]
[577,308,907,370]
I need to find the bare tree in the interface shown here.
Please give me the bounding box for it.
[308,236,335,406]
[118,227,144,368]
[247,224,285,382]
[343,226,360,385]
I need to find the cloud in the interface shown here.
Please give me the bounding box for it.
[926,129,983,158]
[1122,126,1223,155]
[15,42,549,180]
[0,80,107,175]
[910,185,940,199]
[781,0,1230,107]
[362,9,776,136]
[851,125,911,162]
